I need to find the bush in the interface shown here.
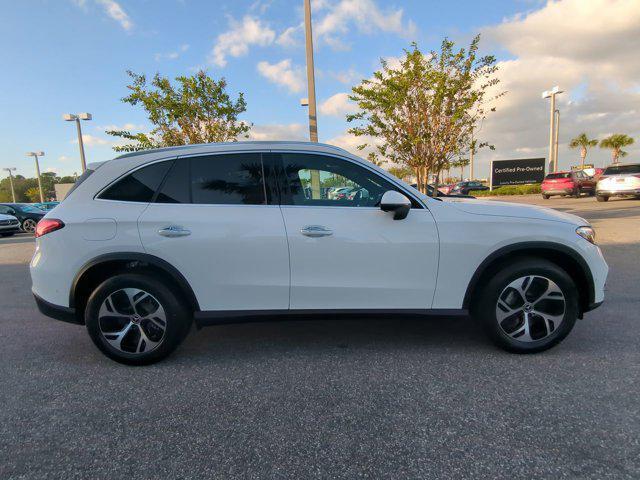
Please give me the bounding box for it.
[470,184,541,196]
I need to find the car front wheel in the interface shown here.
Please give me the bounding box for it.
[596,195,609,202]
[85,273,192,365]
[474,258,578,353]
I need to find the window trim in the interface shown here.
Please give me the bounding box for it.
[271,150,425,209]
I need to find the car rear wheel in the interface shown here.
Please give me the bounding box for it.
[22,218,37,233]
[542,194,550,200]
[85,273,192,365]
[596,195,609,202]
[473,258,578,353]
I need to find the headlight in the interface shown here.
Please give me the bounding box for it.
[576,226,596,244]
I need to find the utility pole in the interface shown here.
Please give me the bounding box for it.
[304,0,318,142]
[3,168,17,202]
[553,109,560,172]
[542,86,563,173]
[26,151,45,202]
[469,128,475,180]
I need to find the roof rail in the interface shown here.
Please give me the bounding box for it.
[114,141,352,160]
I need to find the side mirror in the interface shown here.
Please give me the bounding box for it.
[380,190,411,220]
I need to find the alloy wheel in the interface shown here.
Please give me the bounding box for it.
[495,275,566,342]
[22,218,37,233]
[98,288,167,354]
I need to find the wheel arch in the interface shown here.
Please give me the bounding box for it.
[70,252,200,323]
[463,242,595,315]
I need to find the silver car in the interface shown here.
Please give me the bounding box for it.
[0,213,21,237]
[596,163,640,202]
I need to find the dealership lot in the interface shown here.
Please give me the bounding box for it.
[1,196,639,479]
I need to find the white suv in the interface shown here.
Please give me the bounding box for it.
[30,142,608,365]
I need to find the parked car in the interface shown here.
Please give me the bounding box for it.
[541,171,596,199]
[31,141,607,365]
[595,163,640,202]
[34,201,60,211]
[410,184,475,199]
[0,213,21,237]
[450,181,489,195]
[0,203,45,233]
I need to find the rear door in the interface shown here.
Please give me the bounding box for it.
[137,152,290,312]
[275,152,439,310]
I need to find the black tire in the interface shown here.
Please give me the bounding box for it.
[588,189,596,197]
[542,194,550,200]
[596,195,608,202]
[473,257,579,354]
[22,218,37,233]
[573,188,580,198]
[85,273,192,365]
[0,233,15,237]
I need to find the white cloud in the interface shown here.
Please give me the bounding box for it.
[326,131,382,161]
[330,68,362,85]
[45,167,60,174]
[98,123,146,132]
[315,0,416,50]
[276,23,303,48]
[319,92,357,116]
[257,59,305,93]
[210,16,275,67]
[95,0,133,31]
[248,123,307,141]
[155,44,189,61]
[469,0,640,176]
[72,134,111,147]
[58,155,72,162]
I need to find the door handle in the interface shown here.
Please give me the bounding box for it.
[158,225,191,238]
[300,225,333,237]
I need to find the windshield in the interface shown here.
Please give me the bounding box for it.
[17,204,45,213]
[603,164,640,175]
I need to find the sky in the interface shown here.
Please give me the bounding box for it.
[1,0,639,180]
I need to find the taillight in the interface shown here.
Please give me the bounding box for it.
[35,218,65,238]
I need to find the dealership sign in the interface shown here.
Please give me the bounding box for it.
[490,158,546,188]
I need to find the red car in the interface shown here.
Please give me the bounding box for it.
[541,171,596,199]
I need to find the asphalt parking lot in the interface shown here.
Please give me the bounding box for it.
[1,196,639,479]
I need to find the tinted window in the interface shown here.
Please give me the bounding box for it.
[603,164,640,175]
[100,161,172,202]
[190,153,266,205]
[279,153,417,208]
[545,173,571,179]
[156,159,190,204]
[0,206,14,215]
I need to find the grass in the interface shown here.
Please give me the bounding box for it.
[470,184,542,196]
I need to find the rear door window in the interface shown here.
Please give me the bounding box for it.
[190,153,266,205]
[603,165,640,175]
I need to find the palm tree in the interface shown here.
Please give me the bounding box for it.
[569,133,598,168]
[600,134,635,164]
[453,158,470,181]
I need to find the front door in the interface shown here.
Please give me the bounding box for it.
[137,152,290,312]
[275,152,439,311]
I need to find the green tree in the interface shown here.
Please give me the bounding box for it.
[599,134,635,164]
[387,165,414,181]
[347,35,503,195]
[107,70,251,152]
[569,133,598,167]
[451,158,470,181]
[25,187,42,203]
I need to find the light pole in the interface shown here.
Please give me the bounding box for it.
[26,151,45,203]
[3,168,17,202]
[63,112,92,173]
[303,0,318,142]
[553,109,560,172]
[542,86,563,173]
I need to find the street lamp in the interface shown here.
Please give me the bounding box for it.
[2,168,17,202]
[542,86,563,173]
[554,109,560,172]
[26,151,45,203]
[63,112,92,173]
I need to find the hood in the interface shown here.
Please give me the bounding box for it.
[443,198,588,225]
